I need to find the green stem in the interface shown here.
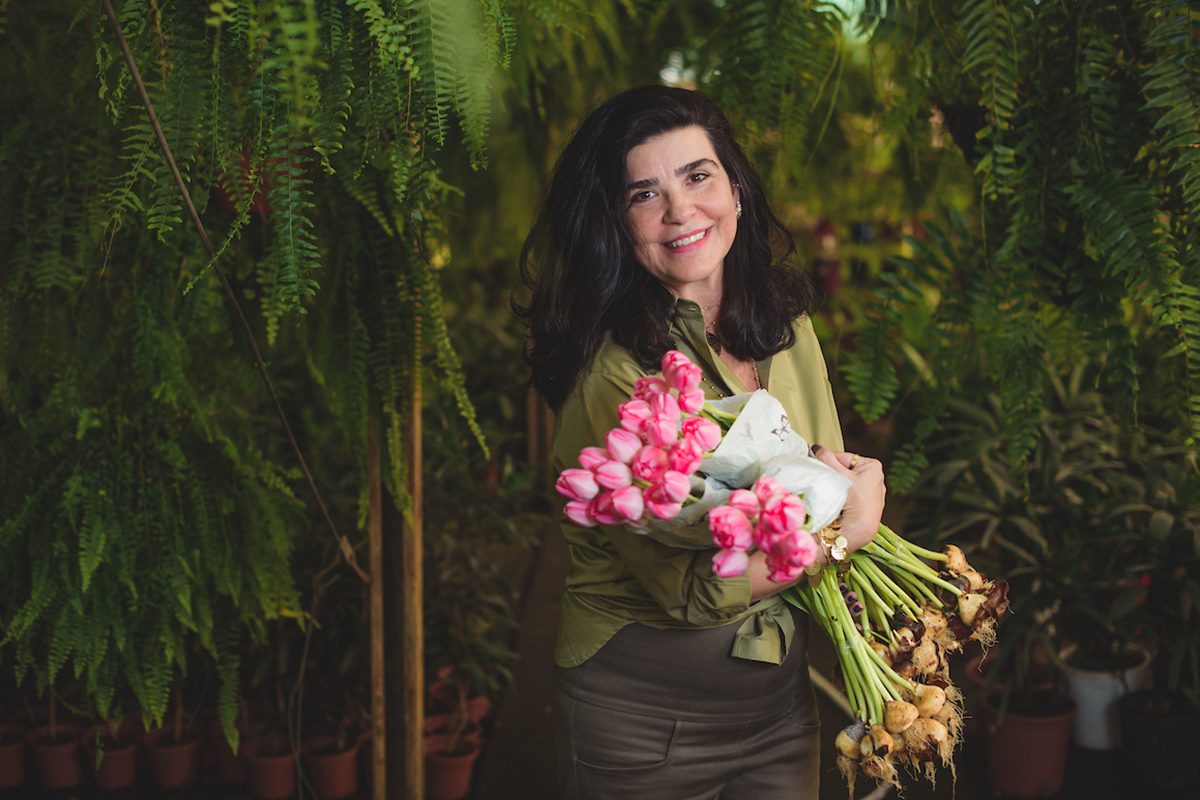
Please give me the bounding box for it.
[878,524,946,562]
[855,556,922,618]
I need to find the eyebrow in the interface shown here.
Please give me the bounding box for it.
[626,158,719,192]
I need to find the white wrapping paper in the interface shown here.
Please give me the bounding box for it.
[642,390,851,546]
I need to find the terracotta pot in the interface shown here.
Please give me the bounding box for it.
[1063,644,1152,749]
[303,735,361,799]
[425,734,481,800]
[981,689,1074,798]
[0,723,27,790]
[423,714,482,746]
[82,728,138,790]
[1120,689,1200,790]
[29,722,83,790]
[207,717,246,786]
[242,737,297,799]
[145,730,200,790]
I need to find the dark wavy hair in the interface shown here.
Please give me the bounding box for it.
[517,86,815,410]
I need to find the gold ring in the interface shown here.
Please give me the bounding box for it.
[848,453,861,469]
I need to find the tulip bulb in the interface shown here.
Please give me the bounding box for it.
[911,640,939,675]
[962,567,985,592]
[835,728,862,760]
[944,544,968,573]
[919,607,948,638]
[884,700,919,733]
[958,592,987,627]
[860,725,894,758]
[913,683,946,718]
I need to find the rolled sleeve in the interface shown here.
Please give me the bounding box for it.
[605,524,752,626]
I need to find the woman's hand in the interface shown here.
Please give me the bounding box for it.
[812,444,885,553]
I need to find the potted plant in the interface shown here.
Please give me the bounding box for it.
[302,721,363,800]
[27,690,83,791]
[0,720,26,790]
[144,677,202,791]
[82,716,139,791]
[1118,445,1200,789]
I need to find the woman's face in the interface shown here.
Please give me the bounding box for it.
[623,125,739,300]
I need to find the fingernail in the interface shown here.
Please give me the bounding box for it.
[811,444,823,454]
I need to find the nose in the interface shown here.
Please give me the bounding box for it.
[662,192,695,224]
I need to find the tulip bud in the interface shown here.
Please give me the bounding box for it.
[555,469,599,501]
[616,399,652,433]
[678,388,705,413]
[605,428,641,463]
[594,460,633,490]
[681,417,721,452]
[630,445,669,482]
[727,489,760,518]
[712,548,749,577]
[577,446,608,471]
[563,500,596,528]
[633,375,669,400]
[610,486,645,521]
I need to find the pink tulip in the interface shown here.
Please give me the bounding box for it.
[666,361,702,393]
[728,489,760,518]
[667,439,705,475]
[654,470,691,504]
[644,416,681,447]
[555,469,600,501]
[631,445,669,482]
[634,376,670,400]
[605,428,642,463]
[578,446,608,471]
[766,559,803,583]
[681,417,721,452]
[782,531,818,566]
[610,485,645,521]
[708,506,753,551]
[678,388,705,414]
[646,497,683,520]
[661,350,692,376]
[594,460,633,490]
[759,493,806,535]
[589,492,624,526]
[649,392,681,421]
[752,476,786,505]
[563,500,596,528]
[712,548,749,578]
[617,399,652,434]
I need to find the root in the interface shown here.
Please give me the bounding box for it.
[835,754,857,800]
[861,754,901,790]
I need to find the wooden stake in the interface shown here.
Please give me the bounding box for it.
[402,378,424,800]
[368,426,387,800]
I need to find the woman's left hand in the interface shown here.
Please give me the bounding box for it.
[812,445,885,553]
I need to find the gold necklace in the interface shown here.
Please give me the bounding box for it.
[702,360,761,398]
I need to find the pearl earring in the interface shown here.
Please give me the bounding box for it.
[736,201,743,219]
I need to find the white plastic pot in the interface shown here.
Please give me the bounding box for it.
[1062,645,1152,750]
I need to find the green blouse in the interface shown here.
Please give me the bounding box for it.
[551,299,845,668]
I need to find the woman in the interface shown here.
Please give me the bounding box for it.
[519,86,886,799]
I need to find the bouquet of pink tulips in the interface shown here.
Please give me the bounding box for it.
[556,350,1009,795]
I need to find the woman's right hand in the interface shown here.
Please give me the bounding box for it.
[812,444,885,553]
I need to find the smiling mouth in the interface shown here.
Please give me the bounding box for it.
[665,228,710,249]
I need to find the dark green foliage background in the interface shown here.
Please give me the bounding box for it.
[1,0,1197,739]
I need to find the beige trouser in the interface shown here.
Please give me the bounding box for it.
[555,607,820,799]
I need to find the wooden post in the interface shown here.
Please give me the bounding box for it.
[368,426,387,800]
[402,380,424,800]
